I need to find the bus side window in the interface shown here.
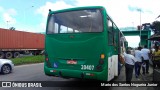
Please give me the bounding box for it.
[113,24,117,46]
[54,23,59,33]
[108,18,113,45]
[47,15,55,34]
[60,25,68,33]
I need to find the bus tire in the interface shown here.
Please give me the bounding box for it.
[0,52,5,59]
[5,52,13,59]
[13,52,20,58]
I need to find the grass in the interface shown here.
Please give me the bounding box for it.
[11,55,45,66]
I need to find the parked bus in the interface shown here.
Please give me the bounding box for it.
[44,6,127,81]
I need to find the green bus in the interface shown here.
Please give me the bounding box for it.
[44,6,127,81]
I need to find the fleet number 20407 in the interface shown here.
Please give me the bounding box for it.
[81,65,94,70]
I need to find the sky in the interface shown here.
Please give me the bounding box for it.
[0,0,159,47]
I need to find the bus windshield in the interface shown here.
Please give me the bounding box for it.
[47,9,103,34]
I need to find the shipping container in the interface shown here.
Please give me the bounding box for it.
[0,28,45,59]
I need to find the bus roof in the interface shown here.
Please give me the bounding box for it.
[48,6,105,14]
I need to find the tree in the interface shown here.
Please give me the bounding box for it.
[151,21,160,34]
[9,27,16,30]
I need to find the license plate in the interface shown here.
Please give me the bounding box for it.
[67,60,77,64]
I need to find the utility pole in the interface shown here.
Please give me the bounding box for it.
[6,21,10,29]
[132,22,134,30]
[137,9,142,46]
[140,9,141,46]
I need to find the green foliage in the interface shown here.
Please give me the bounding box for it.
[9,27,16,30]
[151,21,160,34]
[11,55,44,66]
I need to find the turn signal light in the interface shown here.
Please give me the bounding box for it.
[50,70,57,72]
[90,73,94,76]
[100,54,105,59]
[45,58,49,61]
